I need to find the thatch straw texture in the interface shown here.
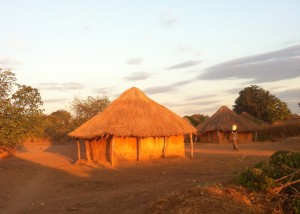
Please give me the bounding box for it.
[240,112,264,125]
[69,87,196,139]
[197,106,256,133]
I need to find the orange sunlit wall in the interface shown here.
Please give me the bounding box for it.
[88,135,185,165]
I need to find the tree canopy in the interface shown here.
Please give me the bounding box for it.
[70,95,111,128]
[184,114,209,127]
[233,85,291,123]
[0,69,44,147]
[44,109,72,142]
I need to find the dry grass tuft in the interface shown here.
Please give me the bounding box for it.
[150,185,270,214]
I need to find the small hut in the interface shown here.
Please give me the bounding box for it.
[69,87,196,166]
[240,112,264,126]
[197,106,256,143]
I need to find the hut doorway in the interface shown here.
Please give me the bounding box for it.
[225,132,230,143]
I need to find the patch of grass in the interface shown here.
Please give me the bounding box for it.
[150,185,269,214]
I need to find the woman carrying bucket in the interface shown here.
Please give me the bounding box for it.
[232,124,238,151]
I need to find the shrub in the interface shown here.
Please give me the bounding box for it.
[238,150,300,213]
[238,168,274,191]
[270,150,300,169]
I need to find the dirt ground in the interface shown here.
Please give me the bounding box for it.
[1,139,299,214]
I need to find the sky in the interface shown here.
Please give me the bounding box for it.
[0,0,300,117]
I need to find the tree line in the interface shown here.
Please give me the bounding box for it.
[1,69,296,148]
[0,69,110,148]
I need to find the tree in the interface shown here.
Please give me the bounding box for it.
[70,95,110,128]
[0,69,16,100]
[44,110,72,142]
[0,69,44,147]
[233,85,291,123]
[184,114,209,127]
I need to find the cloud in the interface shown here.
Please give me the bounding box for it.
[275,88,300,101]
[144,86,176,94]
[167,100,220,108]
[38,82,85,91]
[144,79,193,94]
[269,86,285,92]
[160,12,178,27]
[43,98,68,103]
[170,79,193,86]
[275,88,300,114]
[185,94,218,101]
[0,58,21,66]
[225,87,243,95]
[93,87,113,95]
[167,60,201,70]
[127,58,143,65]
[198,45,300,83]
[123,72,151,81]
[182,105,221,116]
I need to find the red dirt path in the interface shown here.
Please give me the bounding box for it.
[1,140,299,213]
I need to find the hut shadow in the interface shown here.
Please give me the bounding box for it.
[0,155,92,213]
[44,142,83,164]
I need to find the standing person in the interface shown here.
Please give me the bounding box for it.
[232,129,238,151]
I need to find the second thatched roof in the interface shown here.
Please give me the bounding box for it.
[197,106,256,133]
[69,87,196,139]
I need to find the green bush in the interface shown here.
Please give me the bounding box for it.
[238,150,300,213]
[238,168,274,191]
[270,150,300,169]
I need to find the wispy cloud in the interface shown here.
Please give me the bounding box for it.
[127,58,143,65]
[275,88,300,113]
[38,83,85,91]
[269,86,285,92]
[160,12,178,27]
[93,87,113,95]
[123,72,151,81]
[0,57,21,66]
[144,86,176,94]
[167,60,201,70]
[275,88,300,101]
[170,79,193,86]
[144,79,193,94]
[43,98,68,103]
[198,45,300,83]
[185,94,218,101]
[167,100,220,108]
[225,87,243,95]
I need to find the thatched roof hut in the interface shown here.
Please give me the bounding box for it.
[197,106,256,143]
[240,112,264,126]
[69,87,196,165]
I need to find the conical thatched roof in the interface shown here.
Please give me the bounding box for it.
[240,112,256,121]
[240,112,264,125]
[197,106,256,133]
[69,87,196,139]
